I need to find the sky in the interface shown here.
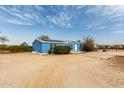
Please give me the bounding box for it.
[0,5,124,45]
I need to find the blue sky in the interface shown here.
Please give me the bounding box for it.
[0,5,124,45]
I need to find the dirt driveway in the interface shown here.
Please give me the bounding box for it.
[0,52,124,88]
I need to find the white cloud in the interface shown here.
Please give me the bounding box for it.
[76,5,85,9]
[34,6,45,11]
[0,5,124,30]
[87,6,124,21]
[0,6,43,25]
[85,19,106,30]
[7,20,32,25]
[112,30,124,34]
[47,11,73,28]
[84,6,124,31]
[0,6,74,28]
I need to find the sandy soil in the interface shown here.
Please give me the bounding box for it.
[0,51,124,88]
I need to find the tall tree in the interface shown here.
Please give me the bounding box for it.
[38,35,50,40]
[0,37,9,45]
[76,40,81,43]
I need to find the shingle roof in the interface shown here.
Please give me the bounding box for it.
[35,39,67,43]
[35,39,81,44]
[42,39,65,42]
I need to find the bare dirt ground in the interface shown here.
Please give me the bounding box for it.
[0,51,124,88]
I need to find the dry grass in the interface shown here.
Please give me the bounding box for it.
[106,56,124,71]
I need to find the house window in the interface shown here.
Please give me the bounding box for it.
[70,44,73,50]
[70,44,72,47]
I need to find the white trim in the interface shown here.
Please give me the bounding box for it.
[35,39,68,44]
[67,41,81,44]
[35,39,81,44]
[32,51,37,53]
[32,51,48,55]
[75,44,78,51]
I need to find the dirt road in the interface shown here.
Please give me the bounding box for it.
[0,52,124,88]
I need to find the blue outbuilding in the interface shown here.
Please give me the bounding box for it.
[20,42,29,46]
[32,39,82,53]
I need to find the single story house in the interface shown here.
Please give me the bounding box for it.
[32,39,82,53]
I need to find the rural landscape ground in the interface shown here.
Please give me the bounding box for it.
[0,51,124,88]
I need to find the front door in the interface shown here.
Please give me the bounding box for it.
[75,44,77,51]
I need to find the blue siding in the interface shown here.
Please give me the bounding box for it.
[32,40,42,53]
[32,40,82,53]
[68,41,75,51]
[68,41,81,51]
[42,43,51,53]
[77,44,81,51]
[32,40,52,53]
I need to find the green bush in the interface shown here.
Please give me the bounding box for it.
[0,45,32,53]
[48,49,53,54]
[102,49,107,52]
[53,46,71,54]
[8,46,32,53]
[0,45,9,51]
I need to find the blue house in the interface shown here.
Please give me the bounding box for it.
[20,42,29,46]
[32,39,82,53]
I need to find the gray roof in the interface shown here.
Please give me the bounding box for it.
[35,39,81,44]
[41,39,65,42]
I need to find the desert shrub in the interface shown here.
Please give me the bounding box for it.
[53,46,71,54]
[97,45,109,49]
[122,45,124,49]
[0,45,32,53]
[8,46,32,53]
[48,49,53,54]
[0,45,9,51]
[102,49,106,52]
[82,36,95,52]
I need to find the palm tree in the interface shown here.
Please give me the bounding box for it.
[38,35,50,40]
[0,37,9,45]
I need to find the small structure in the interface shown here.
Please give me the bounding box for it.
[20,42,29,46]
[32,39,82,53]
